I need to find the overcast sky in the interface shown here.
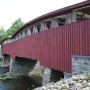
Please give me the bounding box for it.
[0,0,85,30]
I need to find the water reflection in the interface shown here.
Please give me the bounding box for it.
[0,76,41,90]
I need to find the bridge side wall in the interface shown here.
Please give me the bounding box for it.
[2,19,90,74]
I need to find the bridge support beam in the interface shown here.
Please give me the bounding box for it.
[40,22,48,31]
[33,25,38,33]
[9,57,37,76]
[50,18,59,28]
[42,68,64,86]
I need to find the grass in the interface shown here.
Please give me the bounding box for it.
[0,72,18,80]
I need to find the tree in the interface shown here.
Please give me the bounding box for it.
[0,27,6,42]
[6,18,24,37]
[0,18,24,42]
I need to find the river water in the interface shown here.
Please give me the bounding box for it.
[0,76,41,90]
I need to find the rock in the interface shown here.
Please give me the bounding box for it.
[34,74,90,90]
[56,81,63,85]
[62,84,69,89]
[63,79,69,84]
[82,80,87,84]
[52,89,58,90]
[42,86,47,90]
[87,82,90,86]
[76,83,82,87]
[47,89,50,90]
[57,86,62,90]
[72,76,78,81]
[68,80,76,86]
[80,75,85,80]
[53,85,58,89]
[72,83,77,90]
[82,87,90,90]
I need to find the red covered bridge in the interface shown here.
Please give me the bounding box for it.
[1,0,90,74]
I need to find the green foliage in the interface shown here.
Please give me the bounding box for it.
[0,74,6,79]
[0,18,24,42]
[6,18,24,37]
[0,72,17,79]
[84,72,90,80]
[0,27,6,41]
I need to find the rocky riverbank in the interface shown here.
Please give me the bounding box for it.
[34,73,90,90]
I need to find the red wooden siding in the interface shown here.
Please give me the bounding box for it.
[2,19,90,73]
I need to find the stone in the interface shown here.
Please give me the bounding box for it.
[63,79,69,84]
[80,75,85,80]
[62,84,69,89]
[87,83,90,86]
[47,89,50,90]
[82,87,90,90]
[72,76,78,81]
[57,86,62,90]
[68,81,76,87]
[42,86,47,90]
[34,74,90,90]
[76,83,82,88]
[53,89,57,90]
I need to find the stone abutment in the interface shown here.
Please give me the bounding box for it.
[9,57,37,76]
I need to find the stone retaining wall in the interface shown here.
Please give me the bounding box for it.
[72,56,90,75]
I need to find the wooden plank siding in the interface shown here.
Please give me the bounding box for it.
[2,19,90,73]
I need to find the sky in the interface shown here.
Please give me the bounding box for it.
[0,0,85,30]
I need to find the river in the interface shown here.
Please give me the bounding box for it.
[0,76,41,90]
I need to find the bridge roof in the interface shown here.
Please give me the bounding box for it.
[1,0,90,44]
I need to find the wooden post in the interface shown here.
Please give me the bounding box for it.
[40,22,48,31]
[50,18,59,28]
[33,25,38,33]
